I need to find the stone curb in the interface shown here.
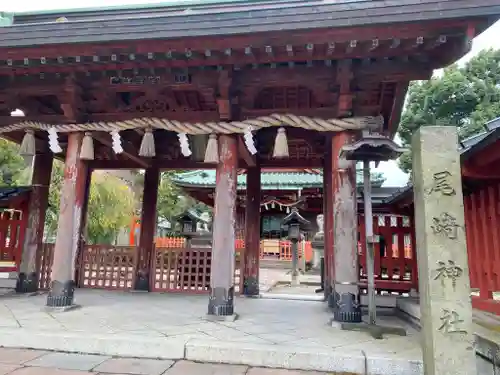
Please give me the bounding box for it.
[0,327,426,375]
[396,297,500,365]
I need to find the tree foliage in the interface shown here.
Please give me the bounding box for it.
[398,49,500,173]
[44,163,135,244]
[0,139,26,186]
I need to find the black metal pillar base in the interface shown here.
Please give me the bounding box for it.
[330,292,362,323]
[15,272,39,294]
[243,276,259,297]
[133,271,150,291]
[46,280,75,308]
[208,286,234,316]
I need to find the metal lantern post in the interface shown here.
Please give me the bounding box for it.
[339,132,407,339]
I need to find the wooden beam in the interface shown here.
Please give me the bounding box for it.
[238,136,256,167]
[470,141,500,168]
[386,81,409,135]
[462,163,500,180]
[92,132,150,169]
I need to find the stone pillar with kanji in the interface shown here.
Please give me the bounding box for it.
[134,167,160,291]
[243,163,261,296]
[46,132,90,308]
[413,126,476,375]
[207,135,238,319]
[17,153,53,293]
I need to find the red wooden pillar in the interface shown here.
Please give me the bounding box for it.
[208,135,237,317]
[409,209,419,293]
[47,132,89,307]
[327,132,361,322]
[16,153,53,293]
[135,167,160,291]
[323,135,334,300]
[243,163,261,296]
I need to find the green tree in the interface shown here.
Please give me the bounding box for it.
[44,164,136,244]
[0,139,27,186]
[398,49,500,173]
[86,172,136,244]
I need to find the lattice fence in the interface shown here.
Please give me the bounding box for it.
[38,243,54,290]
[151,246,243,294]
[78,245,137,290]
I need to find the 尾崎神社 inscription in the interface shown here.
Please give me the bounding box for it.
[438,309,467,335]
[434,260,463,289]
[429,171,456,196]
[431,213,460,239]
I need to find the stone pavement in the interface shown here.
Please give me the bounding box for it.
[0,348,330,375]
[0,289,422,374]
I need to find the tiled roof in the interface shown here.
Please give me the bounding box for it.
[385,116,500,205]
[0,186,31,205]
[459,117,500,159]
[172,170,323,190]
[172,169,384,190]
[0,1,498,47]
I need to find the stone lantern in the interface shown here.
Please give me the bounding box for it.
[282,207,310,286]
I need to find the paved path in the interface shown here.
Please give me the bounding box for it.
[0,348,330,375]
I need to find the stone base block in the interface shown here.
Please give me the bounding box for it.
[43,304,81,313]
[204,313,238,322]
[330,320,407,340]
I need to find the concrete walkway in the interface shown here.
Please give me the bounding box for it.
[0,348,330,375]
[0,290,421,375]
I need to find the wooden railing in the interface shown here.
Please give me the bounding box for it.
[38,243,54,290]
[77,245,137,290]
[0,210,26,272]
[151,246,243,294]
[464,182,500,316]
[358,215,416,294]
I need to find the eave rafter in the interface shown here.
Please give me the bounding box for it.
[0,19,476,75]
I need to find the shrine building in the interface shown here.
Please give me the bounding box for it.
[0,1,498,321]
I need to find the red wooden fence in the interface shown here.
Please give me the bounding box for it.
[358,215,416,294]
[0,210,26,272]
[464,182,500,316]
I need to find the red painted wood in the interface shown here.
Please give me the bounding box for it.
[0,211,26,272]
[358,214,416,294]
[463,181,500,315]
[243,165,261,294]
[323,135,334,290]
[137,167,160,286]
[19,153,53,278]
[410,213,419,291]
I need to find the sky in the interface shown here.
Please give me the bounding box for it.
[3,2,500,186]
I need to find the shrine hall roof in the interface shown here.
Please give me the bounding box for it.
[0,186,31,207]
[0,1,499,47]
[172,169,384,190]
[172,170,323,190]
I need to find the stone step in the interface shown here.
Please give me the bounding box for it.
[0,275,17,290]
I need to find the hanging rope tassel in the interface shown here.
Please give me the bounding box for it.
[204,134,219,163]
[273,127,289,158]
[80,132,94,160]
[19,129,36,157]
[139,128,155,157]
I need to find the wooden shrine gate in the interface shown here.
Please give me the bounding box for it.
[0,210,27,273]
